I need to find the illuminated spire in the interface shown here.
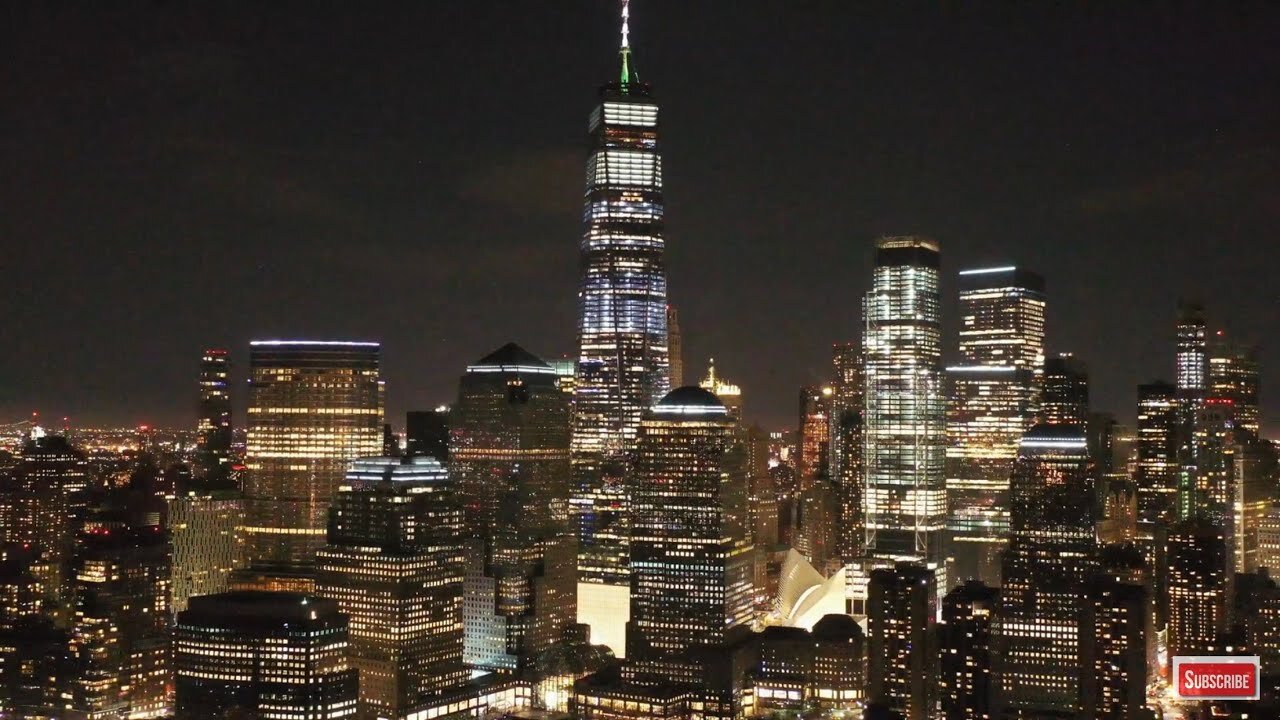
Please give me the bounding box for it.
[619,0,637,85]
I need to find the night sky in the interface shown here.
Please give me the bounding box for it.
[3,2,1278,435]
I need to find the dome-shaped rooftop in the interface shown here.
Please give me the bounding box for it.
[466,342,556,376]
[653,386,728,417]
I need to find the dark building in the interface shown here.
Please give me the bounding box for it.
[831,342,865,563]
[1041,354,1088,426]
[449,344,576,673]
[997,424,1096,718]
[867,561,936,720]
[195,348,233,486]
[940,580,997,720]
[315,455,467,719]
[0,434,90,613]
[173,591,358,719]
[752,616,865,714]
[406,407,450,461]
[71,504,171,719]
[626,387,753,684]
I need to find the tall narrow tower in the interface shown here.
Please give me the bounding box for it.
[571,1,669,643]
[862,237,945,579]
[195,349,233,486]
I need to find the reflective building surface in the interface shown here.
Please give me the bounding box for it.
[571,12,669,600]
[241,340,384,571]
[862,237,945,575]
[450,344,576,673]
[946,266,1044,586]
[315,455,467,719]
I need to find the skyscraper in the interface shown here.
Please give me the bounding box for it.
[241,340,384,573]
[1174,301,1207,521]
[571,0,669,613]
[1208,331,1261,436]
[1135,381,1178,526]
[945,266,1044,586]
[173,591,358,720]
[996,424,1096,718]
[626,387,753,681]
[830,342,864,562]
[667,305,683,389]
[940,580,997,720]
[862,237,945,576]
[168,487,243,612]
[1165,518,1229,662]
[2,434,91,614]
[195,348,233,485]
[796,385,837,569]
[1041,354,1088,426]
[1086,574,1151,719]
[698,359,742,422]
[71,481,172,720]
[405,407,450,461]
[449,344,576,671]
[315,456,467,719]
[866,561,936,720]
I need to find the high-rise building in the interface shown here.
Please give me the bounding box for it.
[946,266,1044,587]
[797,386,832,486]
[698,359,742,422]
[1233,435,1279,573]
[449,344,576,672]
[571,0,669,615]
[997,424,1096,718]
[940,580,997,720]
[866,561,936,720]
[1174,302,1207,522]
[1135,381,1178,526]
[1165,518,1229,662]
[626,387,753,682]
[831,342,864,563]
[173,591,358,720]
[406,407,450,461]
[71,502,172,719]
[796,385,836,569]
[241,340,384,572]
[1041,354,1088,426]
[1,434,91,613]
[862,237,945,577]
[1208,331,1260,436]
[1176,301,1208,400]
[168,488,243,612]
[1260,502,1280,572]
[195,348,233,485]
[1086,574,1151,719]
[668,305,683,389]
[315,456,467,719]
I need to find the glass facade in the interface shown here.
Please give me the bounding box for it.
[626,388,753,678]
[1135,381,1178,525]
[945,264,1045,587]
[449,344,576,674]
[242,340,384,571]
[996,425,1097,717]
[862,237,945,568]
[571,38,670,595]
[195,349,233,485]
[315,456,466,719]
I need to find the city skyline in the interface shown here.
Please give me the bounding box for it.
[3,3,1277,434]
